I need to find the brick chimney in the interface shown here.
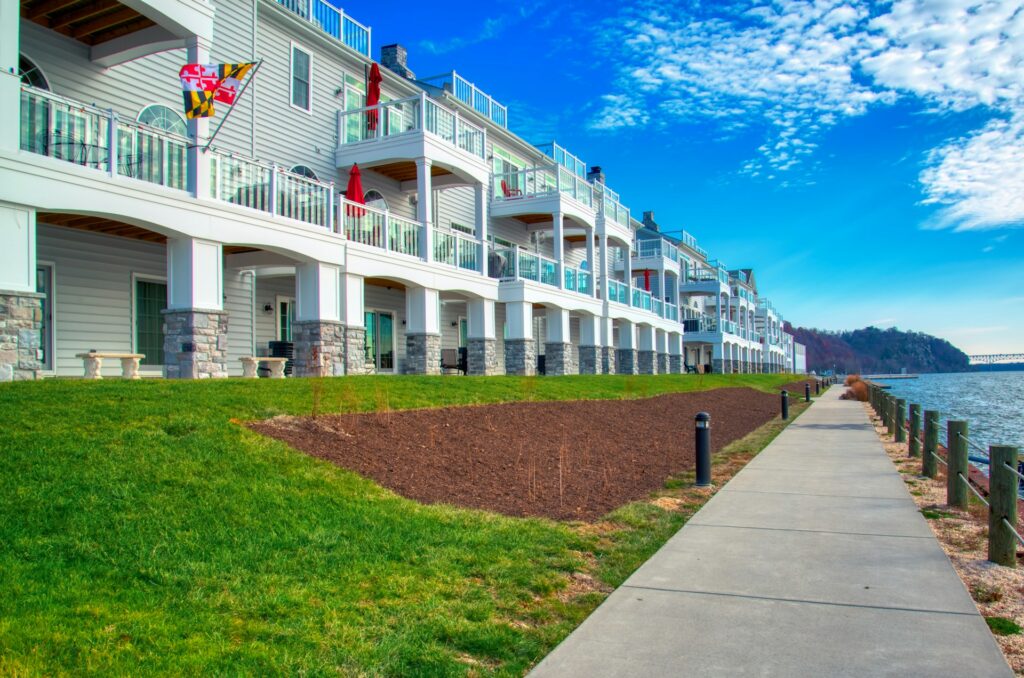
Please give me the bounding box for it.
[587,165,605,184]
[381,44,415,79]
[642,210,659,232]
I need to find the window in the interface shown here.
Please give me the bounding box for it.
[290,165,318,180]
[19,55,48,90]
[135,279,167,366]
[137,104,187,136]
[291,44,312,111]
[364,189,388,210]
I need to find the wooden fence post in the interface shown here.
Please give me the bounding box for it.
[923,410,938,479]
[988,445,1020,567]
[946,420,968,509]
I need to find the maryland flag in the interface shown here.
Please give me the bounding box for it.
[179,62,256,119]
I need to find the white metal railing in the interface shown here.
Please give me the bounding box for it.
[209,153,334,229]
[340,198,421,256]
[274,0,371,57]
[337,95,485,159]
[606,278,629,304]
[420,71,508,128]
[434,229,479,272]
[20,86,188,192]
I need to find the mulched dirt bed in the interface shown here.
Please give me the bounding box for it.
[249,383,814,522]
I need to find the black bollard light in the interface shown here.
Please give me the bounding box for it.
[781,390,789,420]
[695,412,711,487]
[805,382,811,402]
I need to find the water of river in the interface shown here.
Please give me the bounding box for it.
[873,372,1024,491]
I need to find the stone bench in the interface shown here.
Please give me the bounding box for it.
[75,352,145,380]
[239,356,288,379]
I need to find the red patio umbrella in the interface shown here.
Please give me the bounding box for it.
[345,163,366,217]
[366,63,382,132]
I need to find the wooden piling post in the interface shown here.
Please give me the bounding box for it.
[908,404,921,458]
[988,445,1020,567]
[895,398,906,443]
[923,410,938,478]
[946,420,968,509]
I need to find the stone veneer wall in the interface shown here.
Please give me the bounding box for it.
[669,354,683,375]
[504,339,536,376]
[163,309,228,379]
[467,338,499,375]
[0,291,42,382]
[638,350,657,375]
[617,348,638,375]
[292,320,345,377]
[405,333,441,375]
[600,346,616,375]
[545,342,576,376]
[578,345,599,375]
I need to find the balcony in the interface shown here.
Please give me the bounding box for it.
[419,72,508,129]
[335,95,489,184]
[19,86,337,232]
[274,0,371,57]
[490,166,595,224]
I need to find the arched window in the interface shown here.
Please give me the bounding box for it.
[290,164,318,179]
[364,189,388,210]
[19,55,49,90]
[137,104,187,136]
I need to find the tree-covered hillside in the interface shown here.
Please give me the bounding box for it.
[785,324,971,374]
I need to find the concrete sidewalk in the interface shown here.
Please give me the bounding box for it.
[530,387,1012,677]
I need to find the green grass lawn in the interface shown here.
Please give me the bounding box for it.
[0,374,799,675]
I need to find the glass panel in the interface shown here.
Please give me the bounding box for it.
[378,313,394,370]
[135,280,166,366]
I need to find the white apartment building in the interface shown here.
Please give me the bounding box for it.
[0,0,796,380]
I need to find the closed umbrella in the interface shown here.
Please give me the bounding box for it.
[366,63,382,132]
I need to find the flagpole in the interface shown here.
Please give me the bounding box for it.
[202,59,264,152]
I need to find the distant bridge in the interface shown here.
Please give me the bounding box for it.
[969,353,1024,365]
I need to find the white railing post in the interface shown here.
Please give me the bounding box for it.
[269,164,278,216]
[107,109,118,178]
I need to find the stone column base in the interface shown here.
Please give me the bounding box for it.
[0,291,43,382]
[638,350,657,375]
[545,342,576,376]
[601,346,616,375]
[467,338,499,375]
[669,355,683,374]
[405,333,441,375]
[343,326,368,375]
[293,320,345,377]
[163,308,228,379]
[578,345,599,375]
[657,353,670,374]
[505,339,536,376]
[617,348,638,375]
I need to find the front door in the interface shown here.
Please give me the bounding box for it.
[364,310,395,372]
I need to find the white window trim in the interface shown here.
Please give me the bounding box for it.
[130,272,167,374]
[37,260,57,375]
[289,41,313,115]
[275,295,295,342]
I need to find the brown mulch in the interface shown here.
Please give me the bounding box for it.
[248,385,795,522]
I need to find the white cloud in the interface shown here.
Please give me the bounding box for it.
[590,0,1024,230]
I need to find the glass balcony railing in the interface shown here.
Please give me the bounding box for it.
[433,229,480,272]
[274,0,371,57]
[337,95,486,159]
[340,198,421,257]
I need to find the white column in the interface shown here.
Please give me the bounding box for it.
[638,324,655,352]
[295,262,342,322]
[186,36,212,199]
[467,298,495,339]
[416,157,433,262]
[545,307,570,344]
[505,301,533,340]
[586,229,597,298]
[580,313,600,346]
[167,237,222,310]
[552,211,565,289]
[475,182,488,277]
[0,2,20,152]
[405,286,440,334]
[341,273,365,328]
[0,204,36,293]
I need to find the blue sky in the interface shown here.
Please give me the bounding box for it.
[343,0,1023,354]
